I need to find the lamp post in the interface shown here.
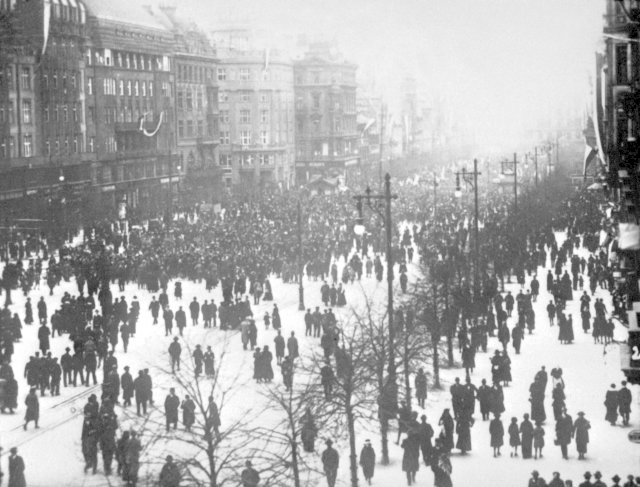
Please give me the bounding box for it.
[501,153,519,212]
[353,172,398,465]
[297,200,305,311]
[454,159,482,302]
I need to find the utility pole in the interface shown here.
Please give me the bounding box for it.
[353,173,398,465]
[455,159,482,301]
[297,200,305,311]
[378,103,385,184]
[534,146,539,187]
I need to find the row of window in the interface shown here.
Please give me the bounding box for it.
[294,70,356,85]
[43,103,80,123]
[88,77,157,98]
[218,130,272,145]
[217,67,290,83]
[176,89,204,111]
[45,137,84,156]
[177,119,215,138]
[0,135,33,158]
[42,70,78,91]
[50,1,86,24]
[0,66,33,91]
[218,91,291,104]
[219,153,276,166]
[177,64,215,84]
[86,49,170,73]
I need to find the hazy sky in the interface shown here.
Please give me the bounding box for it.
[173,0,604,147]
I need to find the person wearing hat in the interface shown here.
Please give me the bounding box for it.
[611,474,621,487]
[618,380,632,426]
[489,412,504,457]
[579,472,593,487]
[168,337,182,374]
[359,439,376,485]
[574,411,591,460]
[121,366,134,407]
[23,387,39,430]
[60,346,73,387]
[159,454,181,487]
[624,475,636,487]
[529,470,546,487]
[8,447,26,487]
[164,387,180,431]
[605,383,619,426]
[548,471,566,487]
[593,471,607,487]
[321,439,339,487]
[240,459,260,487]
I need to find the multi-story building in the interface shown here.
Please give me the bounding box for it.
[158,5,219,204]
[82,0,177,217]
[0,0,91,231]
[213,35,295,188]
[600,0,640,383]
[294,43,358,183]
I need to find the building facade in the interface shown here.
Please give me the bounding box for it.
[0,0,91,236]
[82,0,177,219]
[214,41,295,188]
[160,6,219,204]
[294,43,358,183]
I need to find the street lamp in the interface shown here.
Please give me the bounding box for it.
[353,173,398,465]
[500,153,519,212]
[297,200,305,311]
[454,161,482,302]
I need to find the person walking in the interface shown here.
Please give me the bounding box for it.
[401,435,419,485]
[605,383,619,426]
[618,380,632,426]
[520,413,534,459]
[508,417,521,457]
[573,411,591,460]
[555,409,573,460]
[8,447,26,487]
[240,460,260,487]
[164,388,180,431]
[415,368,427,408]
[23,387,39,430]
[321,439,339,487]
[489,412,504,457]
[359,439,376,485]
[533,421,545,459]
[159,455,181,487]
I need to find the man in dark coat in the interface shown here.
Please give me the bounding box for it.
[359,439,376,485]
[133,370,148,416]
[99,409,118,475]
[159,455,181,487]
[274,330,285,365]
[477,379,492,421]
[573,411,591,460]
[164,388,180,431]
[489,412,504,457]
[189,297,200,326]
[520,413,534,459]
[618,380,632,426]
[240,460,260,487]
[8,447,26,487]
[23,387,39,430]
[149,296,160,325]
[61,347,73,387]
[321,439,339,487]
[37,323,50,354]
[605,383,619,426]
[121,366,134,407]
[168,337,181,373]
[555,410,573,459]
[287,332,299,360]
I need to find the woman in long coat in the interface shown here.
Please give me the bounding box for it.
[24,298,33,326]
[532,422,545,459]
[401,437,419,485]
[8,448,26,487]
[455,415,473,454]
[262,346,274,382]
[438,409,454,451]
[359,440,376,484]
[520,413,534,459]
[552,384,566,421]
[573,412,590,460]
[508,417,521,457]
[23,387,39,430]
[489,413,504,457]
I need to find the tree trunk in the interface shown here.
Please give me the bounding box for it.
[379,417,390,465]
[290,437,301,487]
[346,405,359,487]
[432,335,440,388]
[403,335,412,412]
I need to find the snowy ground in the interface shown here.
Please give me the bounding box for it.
[0,228,638,486]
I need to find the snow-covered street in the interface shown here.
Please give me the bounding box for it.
[0,227,637,487]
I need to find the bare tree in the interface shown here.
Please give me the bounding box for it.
[135,337,260,487]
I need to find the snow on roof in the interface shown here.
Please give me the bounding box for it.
[82,0,169,31]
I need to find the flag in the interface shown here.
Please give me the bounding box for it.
[138,111,164,137]
[583,145,598,178]
[42,0,51,56]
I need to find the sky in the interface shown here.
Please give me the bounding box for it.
[171,0,605,149]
